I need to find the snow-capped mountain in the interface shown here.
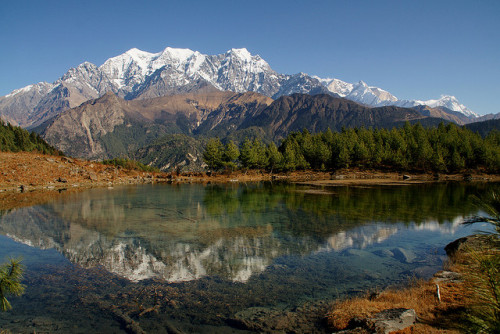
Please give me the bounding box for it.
[317,78,398,106]
[101,46,286,99]
[394,95,478,118]
[0,46,478,128]
[317,77,478,118]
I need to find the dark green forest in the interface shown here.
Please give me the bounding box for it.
[0,119,60,155]
[203,122,500,173]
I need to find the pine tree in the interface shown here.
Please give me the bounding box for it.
[223,140,240,170]
[203,138,224,170]
[239,138,256,169]
[0,259,25,311]
[266,142,283,173]
[311,137,331,170]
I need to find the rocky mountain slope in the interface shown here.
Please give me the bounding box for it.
[242,93,427,140]
[1,46,479,128]
[35,91,272,163]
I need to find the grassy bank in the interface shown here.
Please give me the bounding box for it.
[326,193,500,333]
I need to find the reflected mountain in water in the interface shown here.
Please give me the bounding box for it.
[0,182,495,282]
[317,216,464,253]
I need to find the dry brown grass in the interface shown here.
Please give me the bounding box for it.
[327,277,471,333]
[447,241,500,333]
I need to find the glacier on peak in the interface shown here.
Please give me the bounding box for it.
[157,46,196,63]
[369,87,397,102]
[124,47,155,57]
[228,48,253,61]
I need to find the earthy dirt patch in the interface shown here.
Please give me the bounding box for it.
[0,152,165,192]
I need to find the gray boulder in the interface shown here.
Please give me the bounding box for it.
[444,234,489,257]
[368,308,416,334]
[432,270,462,284]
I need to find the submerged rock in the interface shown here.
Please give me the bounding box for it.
[391,247,416,263]
[342,249,372,257]
[372,249,394,258]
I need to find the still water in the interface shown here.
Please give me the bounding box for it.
[0,182,496,333]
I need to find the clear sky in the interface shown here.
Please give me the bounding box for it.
[1,0,499,115]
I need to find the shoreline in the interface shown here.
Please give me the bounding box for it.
[2,151,499,190]
[1,151,500,211]
[327,234,495,333]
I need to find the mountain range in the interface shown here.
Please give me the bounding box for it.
[2,46,498,171]
[0,46,482,129]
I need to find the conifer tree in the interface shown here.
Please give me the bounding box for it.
[223,140,240,170]
[203,138,224,170]
[266,142,283,173]
[0,259,25,312]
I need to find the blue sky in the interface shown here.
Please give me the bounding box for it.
[1,0,499,115]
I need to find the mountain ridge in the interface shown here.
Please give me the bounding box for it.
[0,46,481,128]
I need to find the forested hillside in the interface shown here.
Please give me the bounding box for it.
[204,122,500,173]
[465,119,500,138]
[0,119,60,155]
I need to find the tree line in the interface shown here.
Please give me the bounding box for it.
[203,122,500,173]
[0,119,60,155]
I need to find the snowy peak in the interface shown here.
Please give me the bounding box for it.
[124,47,155,58]
[156,46,195,64]
[320,78,475,117]
[424,95,478,117]
[369,87,397,102]
[274,73,330,98]
[61,62,99,82]
[228,48,253,61]
[357,80,369,88]
[98,46,276,96]
[316,77,353,97]
[341,80,398,106]
[4,82,54,99]
[224,48,271,71]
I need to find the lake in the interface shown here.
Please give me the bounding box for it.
[0,181,496,333]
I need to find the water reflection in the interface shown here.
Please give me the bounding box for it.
[0,182,497,283]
